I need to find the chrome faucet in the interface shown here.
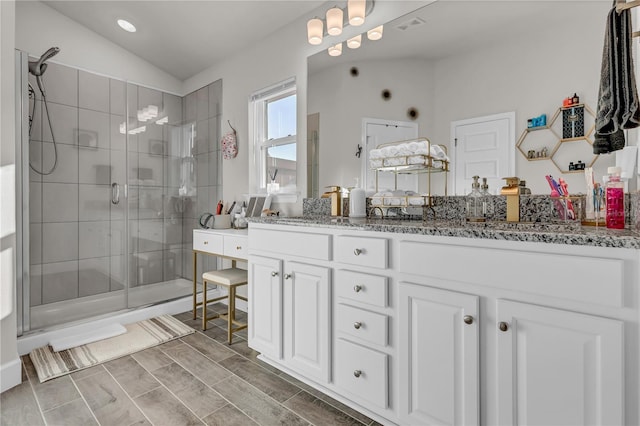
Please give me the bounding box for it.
[501,177,520,222]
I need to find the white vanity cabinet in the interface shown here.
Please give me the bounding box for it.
[248,222,639,426]
[248,226,333,384]
[496,299,624,426]
[398,282,479,426]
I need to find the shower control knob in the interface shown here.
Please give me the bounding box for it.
[354,248,362,256]
[354,321,362,329]
[353,285,362,293]
[271,271,278,277]
[353,370,362,378]
[463,315,474,325]
[498,322,509,332]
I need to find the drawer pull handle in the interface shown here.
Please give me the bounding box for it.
[203,241,208,245]
[498,321,509,332]
[353,370,362,378]
[284,273,292,280]
[353,321,362,330]
[463,315,474,325]
[353,285,362,293]
[354,248,362,256]
[236,246,242,250]
[271,271,278,277]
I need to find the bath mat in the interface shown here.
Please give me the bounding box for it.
[29,315,195,383]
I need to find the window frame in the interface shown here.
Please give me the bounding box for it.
[250,78,297,196]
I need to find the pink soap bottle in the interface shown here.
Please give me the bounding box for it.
[605,166,625,229]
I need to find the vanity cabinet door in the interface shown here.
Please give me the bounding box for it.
[398,282,479,425]
[496,299,623,426]
[398,282,479,426]
[283,261,331,383]
[248,255,283,360]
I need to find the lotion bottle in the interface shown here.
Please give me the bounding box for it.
[349,178,367,218]
[606,166,625,229]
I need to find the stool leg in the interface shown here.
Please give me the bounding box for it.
[192,251,197,320]
[228,286,235,344]
[202,279,208,331]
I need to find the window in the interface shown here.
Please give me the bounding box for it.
[250,78,297,195]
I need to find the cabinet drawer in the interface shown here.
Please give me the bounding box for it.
[250,228,331,260]
[224,235,248,259]
[335,339,388,409]
[336,304,388,347]
[335,236,388,269]
[193,230,223,255]
[335,270,387,307]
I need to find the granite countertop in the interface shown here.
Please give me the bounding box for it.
[248,216,640,249]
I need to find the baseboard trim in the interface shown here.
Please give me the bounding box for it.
[1,356,22,393]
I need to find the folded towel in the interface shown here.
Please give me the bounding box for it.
[384,157,406,166]
[408,155,426,165]
[369,149,383,159]
[369,159,383,169]
[408,196,426,206]
[407,141,421,153]
[430,145,450,161]
[371,198,383,206]
[594,1,640,154]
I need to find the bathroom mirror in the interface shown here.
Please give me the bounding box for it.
[307,1,615,195]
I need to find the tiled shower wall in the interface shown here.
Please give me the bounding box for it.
[28,61,221,307]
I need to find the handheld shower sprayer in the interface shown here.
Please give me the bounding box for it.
[28,47,60,97]
[27,47,60,175]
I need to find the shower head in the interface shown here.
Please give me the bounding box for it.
[28,47,60,77]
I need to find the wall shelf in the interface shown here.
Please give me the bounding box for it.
[516,103,598,174]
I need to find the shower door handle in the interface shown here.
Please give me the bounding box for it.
[111,183,120,205]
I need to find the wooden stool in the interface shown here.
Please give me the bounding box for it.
[196,268,248,344]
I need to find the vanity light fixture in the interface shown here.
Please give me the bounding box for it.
[326,7,343,36]
[348,0,366,26]
[328,42,343,57]
[307,18,324,45]
[367,25,383,40]
[117,19,137,33]
[347,34,362,49]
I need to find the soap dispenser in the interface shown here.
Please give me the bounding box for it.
[349,178,366,218]
[466,176,485,222]
[480,177,493,217]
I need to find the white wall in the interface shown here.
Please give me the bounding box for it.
[15,1,182,94]
[432,1,615,195]
[183,1,430,215]
[308,58,434,192]
[1,0,21,393]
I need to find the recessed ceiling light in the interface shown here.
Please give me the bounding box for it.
[117,19,136,33]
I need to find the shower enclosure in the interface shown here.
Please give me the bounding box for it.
[15,50,222,334]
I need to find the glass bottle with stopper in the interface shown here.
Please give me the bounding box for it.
[466,175,485,222]
[480,177,493,218]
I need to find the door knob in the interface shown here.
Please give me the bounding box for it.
[271,271,278,277]
[353,321,362,329]
[463,315,474,325]
[498,321,509,332]
[353,285,362,293]
[353,370,362,378]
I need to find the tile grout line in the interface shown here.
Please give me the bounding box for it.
[21,360,48,425]
[62,375,102,426]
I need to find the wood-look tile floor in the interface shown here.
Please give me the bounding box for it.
[1,304,377,426]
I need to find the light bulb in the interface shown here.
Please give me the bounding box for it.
[367,25,383,40]
[347,34,362,49]
[348,0,366,26]
[326,7,343,36]
[328,43,343,57]
[307,18,323,45]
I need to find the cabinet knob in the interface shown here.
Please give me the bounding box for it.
[354,248,362,256]
[463,315,474,325]
[353,321,362,330]
[353,370,362,378]
[498,321,509,332]
[271,271,278,277]
[236,246,242,250]
[353,285,362,293]
[203,241,208,245]
[284,273,292,280]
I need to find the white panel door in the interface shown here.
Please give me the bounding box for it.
[362,118,418,192]
[399,282,479,426]
[496,299,624,426]
[284,261,331,383]
[248,255,282,359]
[452,112,514,195]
